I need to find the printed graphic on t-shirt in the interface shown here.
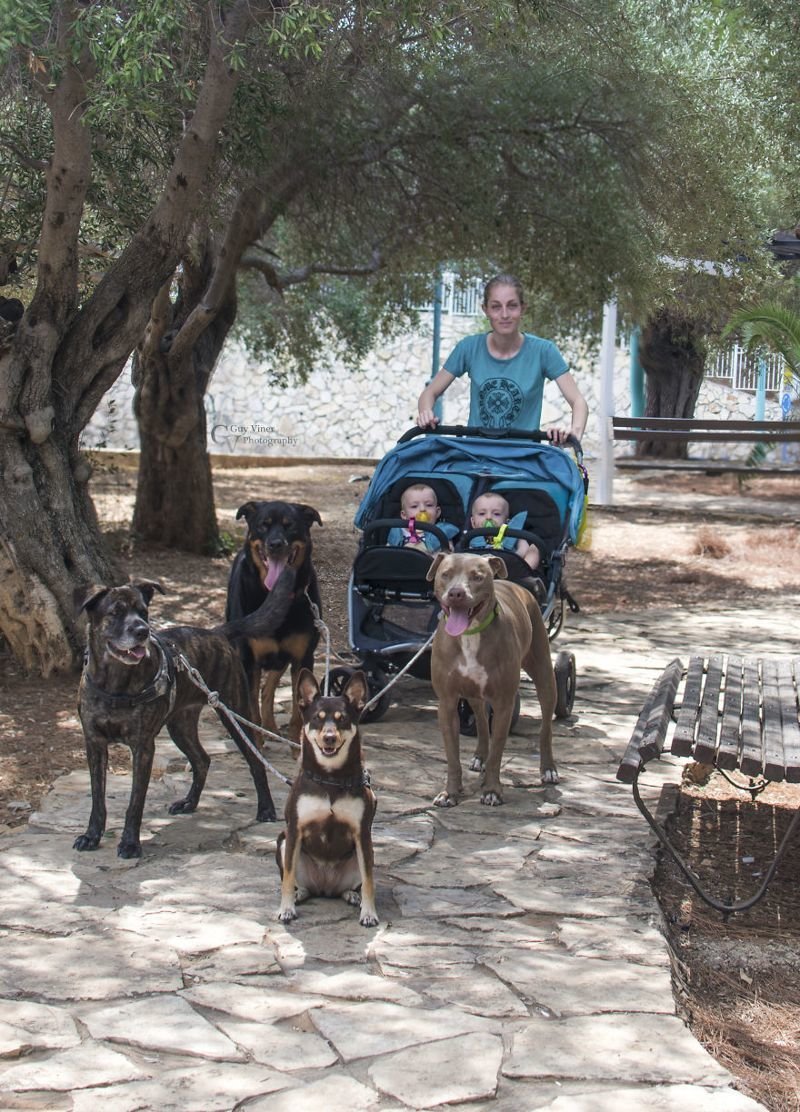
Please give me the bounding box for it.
[478,378,523,428]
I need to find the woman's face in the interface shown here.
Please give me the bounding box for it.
[483,284,524,335]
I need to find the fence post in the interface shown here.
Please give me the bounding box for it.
[597,300,618,506]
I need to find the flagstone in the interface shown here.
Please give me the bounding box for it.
[369,1032,503,1108]
[80,995,245,1060]
[310,1001,496,1061]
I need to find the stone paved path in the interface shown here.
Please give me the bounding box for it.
[3,475,796,1110]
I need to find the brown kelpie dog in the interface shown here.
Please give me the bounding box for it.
[427,552,557,807]
[74,565,296,859]
[226,501,323,740]
[276,668,378,927]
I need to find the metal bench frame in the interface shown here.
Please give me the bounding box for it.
[618,656,800,917]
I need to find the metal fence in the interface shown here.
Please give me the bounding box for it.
[710,344,786,393]
[416,273,485,317]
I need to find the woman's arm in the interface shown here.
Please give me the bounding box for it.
[417,369,456,428]
[550,372,588,444]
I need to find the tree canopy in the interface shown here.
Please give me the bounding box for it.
[0,0,795,671]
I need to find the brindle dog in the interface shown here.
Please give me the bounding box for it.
[74,565,296,859]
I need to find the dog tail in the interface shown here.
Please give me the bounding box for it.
[215,565,297,641]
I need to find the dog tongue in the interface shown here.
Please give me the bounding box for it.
[264,555,288,592]
[444,608,471,636]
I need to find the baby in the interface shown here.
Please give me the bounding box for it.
[387,484,458,552]
[469,491,541,571]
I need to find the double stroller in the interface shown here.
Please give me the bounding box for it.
[330,426,587,726]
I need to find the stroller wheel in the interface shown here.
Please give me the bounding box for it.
[329,665,391,724]
[554,651,577,718]
[459,692,521,737]
[362,666,391,723]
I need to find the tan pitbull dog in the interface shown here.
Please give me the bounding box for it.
[426,552,558,807]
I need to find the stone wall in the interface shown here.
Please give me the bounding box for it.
[83,314,784,462]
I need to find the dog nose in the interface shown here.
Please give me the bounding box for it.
[445,586,466,604]
[128,619,149,641]
[267,537,286,553]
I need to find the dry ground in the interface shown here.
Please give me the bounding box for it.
[1,460,800,1109]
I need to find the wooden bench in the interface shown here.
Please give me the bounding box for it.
[612,416,800,445]
[617,655,800,916]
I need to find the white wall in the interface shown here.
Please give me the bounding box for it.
[83,314,783,462]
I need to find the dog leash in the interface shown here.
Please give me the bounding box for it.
[173,652,296,786]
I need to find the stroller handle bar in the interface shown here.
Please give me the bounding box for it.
[397,424,583,460]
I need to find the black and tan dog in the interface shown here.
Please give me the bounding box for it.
[427,551,557,807]
[226,501,323,740]
[74,565,296,859]
[276,668,378,927]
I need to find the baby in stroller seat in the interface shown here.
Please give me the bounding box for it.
[467,490,547,603]
[469,491,541,571]
[387,483,459,553]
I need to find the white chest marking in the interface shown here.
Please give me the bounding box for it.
[456,636,489,691]
[296,793,365,830]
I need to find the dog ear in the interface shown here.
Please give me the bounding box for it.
[426,552,446,582]
[130,579,165,605]
[298,504,323,529]
[235,501,260,525]
[487,556,508,580]
[296,669,320,707]
[343,670,368,711]
[74,585,109,614]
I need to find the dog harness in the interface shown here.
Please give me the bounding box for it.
[300,768,372,791]
[82,635,177,712]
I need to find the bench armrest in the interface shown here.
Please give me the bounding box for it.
[616,658,684,783]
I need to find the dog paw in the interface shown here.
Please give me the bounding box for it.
[168,799,197,815]
[360,911,379,928]
[468,756,485,773]
[480,790,504,807]
[541,768,559,785]
[277,906,297,923]
[433,791,458,808]
[256,804,277,822]
[342,889,362,907]
[117,841,143,859]
[72,833,101,852]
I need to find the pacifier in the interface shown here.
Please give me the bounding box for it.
[416,510,431,523]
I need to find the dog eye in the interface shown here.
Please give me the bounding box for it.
[333,711,342,721]
[317,711,326,721]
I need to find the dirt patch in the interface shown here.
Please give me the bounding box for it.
[654,774,800,1111]
[2,460,800,1109]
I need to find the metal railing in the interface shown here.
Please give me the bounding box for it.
[710,345,786,394]
[416,272,485,317]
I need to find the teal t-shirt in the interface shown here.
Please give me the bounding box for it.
[444,332,568,430]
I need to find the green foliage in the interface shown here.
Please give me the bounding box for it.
[723,299,800,378]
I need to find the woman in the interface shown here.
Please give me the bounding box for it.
[417,274,588,444]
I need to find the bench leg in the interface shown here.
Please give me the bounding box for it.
[631,766,800,917]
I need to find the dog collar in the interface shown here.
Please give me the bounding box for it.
[301,768,372,791]
[82,635,176,710]
[461,604,499,636]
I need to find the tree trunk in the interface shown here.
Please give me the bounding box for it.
[0,1,265,672]
[637,307,706,459]
[0,426,119,673]
[132,255,237,553]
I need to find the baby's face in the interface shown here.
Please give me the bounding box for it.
[401,486,440,521]
[471,494,509,527]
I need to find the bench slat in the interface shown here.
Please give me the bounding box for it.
[783,662,800,784]
[740,659,764,777]
[762,659,786,782]
[612,418,800,443]
[671,655,706,756]
[694,655,724,764]
[716,654,743,770]
[616,658,684,783]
